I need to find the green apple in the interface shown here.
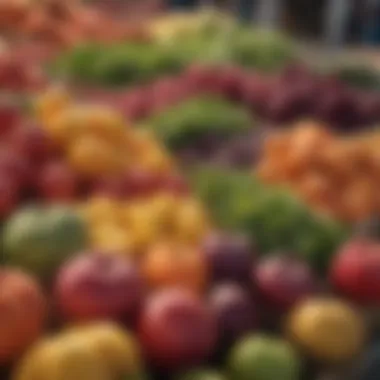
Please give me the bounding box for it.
[228,334,300,380]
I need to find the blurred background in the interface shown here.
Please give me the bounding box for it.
[86,0,380,68]
[92,0,380,46]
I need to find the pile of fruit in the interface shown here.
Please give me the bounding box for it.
[4,7,380,380]
[257,122,380,222]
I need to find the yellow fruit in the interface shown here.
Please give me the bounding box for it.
[79,197,119,227]
[131,129,161,153]
[13,336,111,380]
[91,224,135,254]
[81,106,127,144]
[146,193,179,233]
[117,204,133,228]
[67,135,125,177]
[35,86,71,127]
[128,203,161,252]
[287,298,366,363]
[47,105,127,147]
[67,323,142,377]
[174,198,210,244]
[137,147,175,174]
[47,106,87,145]
[142,241,208,294]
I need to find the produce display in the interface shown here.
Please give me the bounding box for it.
[3,6,380,380]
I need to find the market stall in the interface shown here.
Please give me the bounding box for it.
[1,6,380,380]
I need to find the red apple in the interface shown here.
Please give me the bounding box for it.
[55,252,143,323]
[254,254,317,311]
[331,239,380,304]
[37,161,78,202]
[139,288,217,370]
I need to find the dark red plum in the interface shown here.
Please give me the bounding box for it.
[254,253,317,312]
[209,283,258,348]
[202,232,254,284]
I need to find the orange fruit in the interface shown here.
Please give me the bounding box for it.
[142,241,208,294]
[67,135,125,177]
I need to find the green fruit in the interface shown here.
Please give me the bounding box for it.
[228,334,301,380]
[177,369,227,380]
[2,205,87,281]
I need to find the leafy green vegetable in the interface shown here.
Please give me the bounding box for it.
[50,42,185,87]
[49,43,105,82]
[190,167,349,272]
[49,28,296,86]
[143,96,253,150]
